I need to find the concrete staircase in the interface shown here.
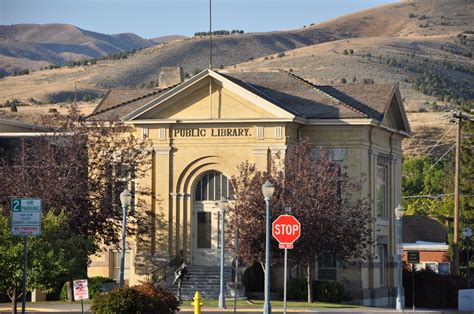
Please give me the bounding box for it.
[166,266,233,300]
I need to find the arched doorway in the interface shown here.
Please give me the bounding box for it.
[192,171,232,265]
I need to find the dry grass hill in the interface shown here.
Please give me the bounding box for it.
[0,23,184,75]
[0,0,472,156]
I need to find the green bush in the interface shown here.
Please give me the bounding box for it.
[287,278,307,300]
[314,280,345,303]
[91,284,179,314]
[287,278,345,302]
[60,277,116,300]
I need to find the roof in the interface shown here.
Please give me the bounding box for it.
[221,71,395,120]
[0,118,52,134]
[402,215,447,244]
[87,88,170,121]
[402,241,449,252]
[87,69,402,124]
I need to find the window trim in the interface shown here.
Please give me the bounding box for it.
[376,156,389,220]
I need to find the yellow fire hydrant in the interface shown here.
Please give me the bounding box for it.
[191,290,203,314]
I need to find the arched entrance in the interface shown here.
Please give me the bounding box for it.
[192,171,232,265]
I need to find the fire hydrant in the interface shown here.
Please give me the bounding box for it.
[191,290,203,314]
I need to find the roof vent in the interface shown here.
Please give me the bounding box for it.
[159,67,183,89]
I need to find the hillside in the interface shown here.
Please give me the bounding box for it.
[0,24,182,75]
[0,0,472,157]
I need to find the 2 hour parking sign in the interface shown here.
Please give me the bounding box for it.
[11,198,42,236]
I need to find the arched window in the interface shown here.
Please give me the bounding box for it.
[194,171,233,201]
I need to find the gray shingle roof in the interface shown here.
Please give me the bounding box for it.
[222,71,395,120]
[402,215,447,244]
[87,70,398,122]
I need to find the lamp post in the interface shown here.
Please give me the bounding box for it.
[119,188,132,288]
[394,204,405,311]
[464,226,472,289]
[262,180,275,314]
[218,197,228,309]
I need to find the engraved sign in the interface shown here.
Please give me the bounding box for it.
[173,128,251,138]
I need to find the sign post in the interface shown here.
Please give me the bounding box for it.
[272,212,301,314]
[73,279,89,314]
[408,251,420,311]
[11,198,42,314]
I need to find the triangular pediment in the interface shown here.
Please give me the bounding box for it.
[381,87,411,134]
[123,69,295,122]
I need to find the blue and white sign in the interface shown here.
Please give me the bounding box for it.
[11,198,42,236]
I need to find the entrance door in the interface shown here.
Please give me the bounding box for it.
[192,202,220,265]
[192,171,232,266]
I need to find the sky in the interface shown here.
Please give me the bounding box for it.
[0,0,396,39]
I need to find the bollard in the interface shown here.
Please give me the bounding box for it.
[191,290,203,314]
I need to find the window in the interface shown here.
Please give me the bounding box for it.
[425,262,438,273]
[376,156,389,219]
[194,172,233,201]
[112,250,131,281]
[317,254,337,281]
[438,262,450,275]
[378,245,387,286]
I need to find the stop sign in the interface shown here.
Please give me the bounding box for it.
[272,215,301,246]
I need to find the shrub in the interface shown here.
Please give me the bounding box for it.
[91,284,179,314]
[341,78,347,84]
[314,280,345,303]
[10,104,17,112]
[349,49,354,55]
[91,287,148,314]
[277,52,285,58]
[287,278,307,300]
[287,279,345,302]
[135,283,180,313]
[343,49,348,55]
[60,277,115,300]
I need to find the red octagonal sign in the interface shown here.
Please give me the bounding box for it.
[272,215,301,248]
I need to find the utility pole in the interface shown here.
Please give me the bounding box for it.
[452,110,471,275]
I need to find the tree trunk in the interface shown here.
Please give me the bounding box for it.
[305,263,313,303]
[10,286,18,314]
[67,281,74,302]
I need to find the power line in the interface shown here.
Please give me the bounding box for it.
[402,193,474,199]
[422,123,456,160]
[426,143,456,172]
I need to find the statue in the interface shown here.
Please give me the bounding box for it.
[172,262,191,300]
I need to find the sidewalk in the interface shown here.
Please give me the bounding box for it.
[0,303,471,314]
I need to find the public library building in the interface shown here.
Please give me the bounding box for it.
[86,68,411,306]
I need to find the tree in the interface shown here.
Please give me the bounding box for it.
[0,107,153,304]
[0,211,94,314]
[228,138,372,302]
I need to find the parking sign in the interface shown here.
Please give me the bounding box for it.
[11,198,42,236]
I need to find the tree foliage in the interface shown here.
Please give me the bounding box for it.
[228,138,372,302]
[402,100,473,255]
[0,107,153,308]
[0,211,94,312]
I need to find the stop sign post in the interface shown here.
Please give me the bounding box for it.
[272,215,301,249]
[272,214,301,314]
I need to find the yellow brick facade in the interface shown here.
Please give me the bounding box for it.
[88,70,410,306]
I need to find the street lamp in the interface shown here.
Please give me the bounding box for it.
[464,226,472,289]
[262,180,274,314]
[394,204,405,311]
[119,188,132,288]
[218,196,228,309]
